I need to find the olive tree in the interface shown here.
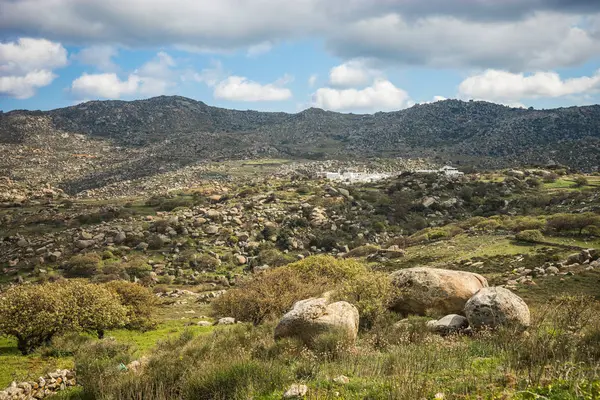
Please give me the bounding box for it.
[105,281,157,330]
[61,280,128,338]
[0,283,70,354]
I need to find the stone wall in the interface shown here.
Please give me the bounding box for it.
[0,369,75,400]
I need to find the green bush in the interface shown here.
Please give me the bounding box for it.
[60,280,128,338]
[63,253,101,278]
[335,271,398,329]
[515,229,544,243]
[546,213,600,235]
[0,283,71,354]
[212,256,366,324]
[105,281,157,330]
[257,248,294,267]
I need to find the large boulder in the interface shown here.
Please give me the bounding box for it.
[274,298,359,345]
[389,267,488,316]
[464,287,530,330]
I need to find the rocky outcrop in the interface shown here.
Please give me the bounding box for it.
[464,287,530,330]
[274,297,359,345]
[390,267,488,316]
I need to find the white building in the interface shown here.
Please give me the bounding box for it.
[414,166,464,177]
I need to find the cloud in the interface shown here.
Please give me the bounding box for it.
[329,60,380,87]
[247,42,273,57]
[214,75,293,101]
[458,69,600,103]
[72,45,118,71]
[0,70,56,99]
[308,74,318,88]
[71,73,140,99]
[312,79,412,112]
[187,60,226,87]
[3,1,600,71]
[71,52,177,99]
[0,38,67,98]
[329,12,600,71]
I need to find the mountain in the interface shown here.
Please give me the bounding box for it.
[1,96,599,194]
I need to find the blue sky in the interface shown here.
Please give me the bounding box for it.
[2,0,600,113]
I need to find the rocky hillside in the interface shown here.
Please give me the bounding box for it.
[1,96,600,194]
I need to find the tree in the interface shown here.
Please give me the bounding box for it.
[0,284,70,354]
[105,281,157,330]
[60,280,128,338]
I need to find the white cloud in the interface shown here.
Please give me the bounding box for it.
[72,45,118,71]
[3,2,600,71]
[71,73,140,98]
[0,38,67,98]
[312,79,412,112]
[458,69,600,103]
[329,12,600,71]
[0,70,56,99]
[247,42,273,57]
[214,75,292,101]
[329,60,380,87]
[188,60,226,87]
[70,52,177,99]
[308,74,318,88]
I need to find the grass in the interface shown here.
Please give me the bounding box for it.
[0,319,214,389]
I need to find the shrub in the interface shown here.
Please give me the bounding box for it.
[546,213,600,235]
[212,256,365,324]
[75,340,134,400]
[508,216,545,232]
[63,253,101,278]
[515,229,544,243]
[257,248,294,267]
[0,283,70,354]
[105,281,157,330]
[574,176,589,187]
[344,244,381,258]
[334,271,398,330]
[189,253,221,271]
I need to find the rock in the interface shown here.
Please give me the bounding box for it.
[422,197,436,208]
[16,238,28,248]
[235,255,247,265]
[545,266,560,274]
[216,317,235,325]
[75,239,95,249]
[205,225,219,235]
[283,384,308,398]
[427,314,468,334]
[197,321,212,327]
[274,297,359,345]
[338,188,350,198]
[464,287,530,330]
[566,253,583,265]
[114,232,127,244]
[389,267,488,316]
[333,375,350,385]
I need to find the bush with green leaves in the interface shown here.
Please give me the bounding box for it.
[0,283,71,354]
[105,281,157,330]
[212,256,367,324]
[60,280,128,338]
[63,253,102,278]
[0,280,129,354]
[515,229,544,243]
[546,213,600,235]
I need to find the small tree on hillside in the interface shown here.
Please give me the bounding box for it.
[61,280,128,338]
[574,176,589,187]
[0,284,70,354]
[105,281,157,330]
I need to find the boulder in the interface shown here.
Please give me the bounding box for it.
[427,314,468,334]
[464,287,530,330]
[274,298,359,345]
[389,267,488,316]
[216,317,235,325]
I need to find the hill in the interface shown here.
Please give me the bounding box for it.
[1,96,600,194]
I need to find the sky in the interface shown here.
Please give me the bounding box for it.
[3,0,600,113]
